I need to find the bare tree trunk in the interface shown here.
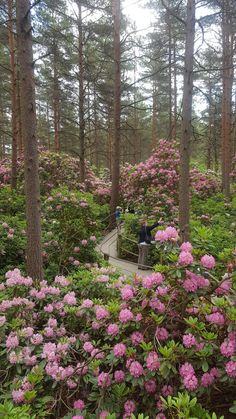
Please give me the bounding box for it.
[110,0,121,222]
[221,0,234,199]
[179,0,195,242]
[77,0,86,183]
[52,42,60,152]
[107,107,112,172]
[8,0,18,189]
[16,66,23,155]
[173,37,177,141]
[94,85,99,167]
[207,77,213,169]
[167,8,172,137]
[16,0,43,280]
[151,79,158,150]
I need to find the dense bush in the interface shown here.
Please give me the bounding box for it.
[0,152,111,201]
[0,186,108,278]
[120,140,220,217]
[0,236,235,418]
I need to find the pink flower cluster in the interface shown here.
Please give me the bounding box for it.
[155,226,178,242]
[5,269,33,287]
[200,255,216,269]
[179,362,198,391]
[201,368,219,387]
[182,270,209,292]
[142,273,164,289]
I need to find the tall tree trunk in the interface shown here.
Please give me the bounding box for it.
[16,66,23,155]
[207,77,213,169]
[221,0,234,199]
[110,0,121,222]
[179,0,195,242]
[151,79,158,150]
[16,0,43,280]
[107,107,112,172]
[77,1,86,183]
[52,42,60,152]
[94,86,99,167]
[8,0,18,189]
[173,37,177,141]
[167,8,172,137]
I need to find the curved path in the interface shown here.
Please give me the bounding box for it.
[97,228,153,277]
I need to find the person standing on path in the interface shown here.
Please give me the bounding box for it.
[115,206,122,232]
[138,219,159,269]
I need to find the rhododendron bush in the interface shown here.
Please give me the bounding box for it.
[120,140,219,216]
[0,187,108,277]
[0,238,235,418]
[0,151,111,201]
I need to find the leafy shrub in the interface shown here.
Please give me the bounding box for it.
[0,237,235,418]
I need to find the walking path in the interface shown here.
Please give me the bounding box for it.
[97,228,153,277]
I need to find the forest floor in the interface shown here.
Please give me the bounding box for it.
[97,227,153,277]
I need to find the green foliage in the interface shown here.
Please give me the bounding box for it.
[161,392,224,419]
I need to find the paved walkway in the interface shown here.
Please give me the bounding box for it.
[97,228,153,277]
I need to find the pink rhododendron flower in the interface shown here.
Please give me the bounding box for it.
[6,334,19,349]
[162,385,173,397]
[180,241,193,253]
[107,323,119,336]
[83,342,94,353]
[12,389,25,403]
[146,351,160,371]
[99,411,110,419]
[183,374,198,391]
[97,372,111,387]
[114,370,125,382]
[220,340,235,357]
[201,254,216,269]
[73,400,85,410]
[183,333,196,348]
[165,226,178,239]
[95,306,109,320]
[119,308,133,323]
[129,361,144,377]
[131,332,144,345]
[144,379,157,393]
[63,292,77,305]
[201,372,215,387]
[81,299,93,308]
[178,251,193,266]
[215,279,231,295]
[31,334,43,345]
[113,343,126,357]
[155,230,168,242]
[155,327,168,341]
[225,361,236,378]
[121,286,134,300]
[124,400,136,413]
[206,312,225,325]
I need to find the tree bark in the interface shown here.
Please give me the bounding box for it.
[16,66,23,155]
[52,41,60,152]
[77,0,86,183]
[8,0,18,189]
[16,0,43,280]
[110,0,121,223]
[207,77,213,169]
[221,0,234,199]
[173,36,177,141]
[151,79,158,150]
[179,0,195,242]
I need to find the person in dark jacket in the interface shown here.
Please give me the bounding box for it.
[138,220,159,244]
[138,219,159,269]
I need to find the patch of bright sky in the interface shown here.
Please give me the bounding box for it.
[123,0,221,114]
